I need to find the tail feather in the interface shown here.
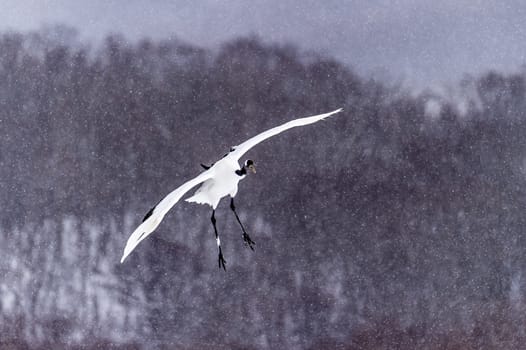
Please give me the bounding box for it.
[185,193,207,205]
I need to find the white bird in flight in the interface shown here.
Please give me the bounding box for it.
[120,108,343,268]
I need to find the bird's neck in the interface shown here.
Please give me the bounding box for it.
[235,167,247,177]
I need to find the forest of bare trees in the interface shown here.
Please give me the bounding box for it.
[1,28,526,349]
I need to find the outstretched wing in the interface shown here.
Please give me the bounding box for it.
[228,108,342,161]
[120,169,215,263]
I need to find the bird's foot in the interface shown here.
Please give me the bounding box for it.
[242,232,256,251]
[218,249,227,271]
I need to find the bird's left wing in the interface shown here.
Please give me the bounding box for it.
[120,169,215,263]
[228,108,342,161]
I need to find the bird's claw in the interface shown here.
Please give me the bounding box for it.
[243,232,256,251]
[218,250,227,271]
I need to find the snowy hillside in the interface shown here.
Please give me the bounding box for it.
[1,30,526,349]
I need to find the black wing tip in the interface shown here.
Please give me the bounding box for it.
[142,205,156,222]
[200,163,211,170]
[221,147,237,159]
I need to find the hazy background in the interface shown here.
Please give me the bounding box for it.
[2,1,526,349]
[2,0,526,89]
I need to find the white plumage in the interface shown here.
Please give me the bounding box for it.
[120,108,342,265]
[185,157,242,209]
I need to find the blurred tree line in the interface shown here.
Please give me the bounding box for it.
[1,27,526,349]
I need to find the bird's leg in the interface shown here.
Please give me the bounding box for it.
[230,198,255,250]
[211,210,227,270]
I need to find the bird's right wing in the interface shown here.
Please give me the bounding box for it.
[120,169,215,263]
[229,108,342,160]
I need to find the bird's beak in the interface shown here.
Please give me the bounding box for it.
[249,165,256,174]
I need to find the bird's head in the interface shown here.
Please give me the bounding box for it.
[244,159,256,174]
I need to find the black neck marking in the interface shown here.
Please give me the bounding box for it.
[235,167,247,176]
